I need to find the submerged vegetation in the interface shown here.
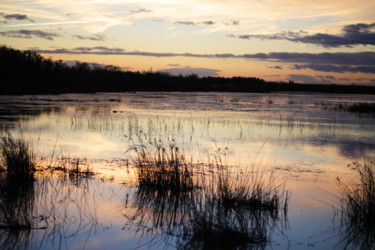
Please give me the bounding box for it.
[336,161,375,249]
[2,45,375,94]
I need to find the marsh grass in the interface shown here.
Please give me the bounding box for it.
[207,148,290,215]
[177,192,270,250]
[127,138,194,194]
[175,153,290,249]
[336,161,375,249]
[0,133,36,248]
[126,142,290,249]
[0,132,35,179]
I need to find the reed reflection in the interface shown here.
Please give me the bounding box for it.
[0,170,35,249]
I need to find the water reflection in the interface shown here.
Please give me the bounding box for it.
[0,170,35,249]
[0,92,374,249]
[0,165,100,249]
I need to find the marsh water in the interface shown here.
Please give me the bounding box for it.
[0,92,374,249]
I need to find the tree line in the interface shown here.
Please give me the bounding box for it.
[1,45,374,95]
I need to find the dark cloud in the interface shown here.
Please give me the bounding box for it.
[288,74,332,84]
[201,21,215,25]
[36,47,375,66]
[267,65,283,70]
[72,34,106,41]
[158,66,221,77]
[0,29,60,40]
[168,64,180,67]
[0,13,34,22]
[292,64,375,74]
[72,46,125,53]
[228,22,375,47]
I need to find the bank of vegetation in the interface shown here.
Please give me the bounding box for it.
[1,45,375,95]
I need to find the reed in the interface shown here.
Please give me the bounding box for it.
[336,161,375,249]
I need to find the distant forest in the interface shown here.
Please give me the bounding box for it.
[1,45,374,95]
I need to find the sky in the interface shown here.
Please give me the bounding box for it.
[1,0,374,84]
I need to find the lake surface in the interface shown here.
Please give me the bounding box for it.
[0,92,374,249]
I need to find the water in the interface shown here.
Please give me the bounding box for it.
[0,92,374,249]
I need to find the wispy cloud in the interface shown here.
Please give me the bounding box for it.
[130,8,151,13]
[228,22,375,47]
[173,20,238,26]
[72,34,106,41]
[36,47,375,66]
[0,29,60,40]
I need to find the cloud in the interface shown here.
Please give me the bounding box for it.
[158,66,220,77]
[36,47,375,66]
[64,60,125,70]
[267,65,283,70]
[288,74,333,84]
[0,13,34,23]
[316,75,336,80]
[228,22,375,47]
[72,46,125,53]
[0,29,60,40]
[291,64,375,74]
[130,9,151,13]
[173,20,238,26]
[72,34,106,41]
[168,64,180,67]
[173,21,197,25]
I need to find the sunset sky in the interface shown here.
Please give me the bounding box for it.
[1,0,374,84]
